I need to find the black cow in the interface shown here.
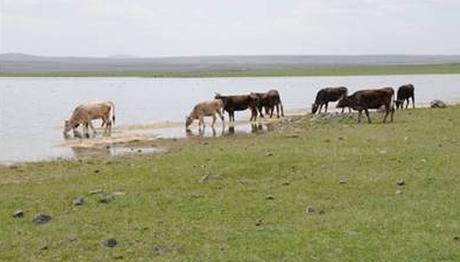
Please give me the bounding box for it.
[312,87,349,114]
[251,89,284,118]
[214,93,259,122]
[336,87,395,123]
[395,84,415,109]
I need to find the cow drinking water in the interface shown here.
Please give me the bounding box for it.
[63,101,115,137]
[185,99,225,130]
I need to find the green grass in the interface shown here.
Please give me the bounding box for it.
[1,106,460,261]
[2,64,460,78]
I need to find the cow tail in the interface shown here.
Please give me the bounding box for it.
[110,102,116,125]
[279,96,285,117]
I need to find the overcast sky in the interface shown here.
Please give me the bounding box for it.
[1,0,460,57]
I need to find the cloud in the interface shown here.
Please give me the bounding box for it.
[1,0,460,56]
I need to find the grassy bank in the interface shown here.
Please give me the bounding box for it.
[1,106,460,261]
[2,64,460,78]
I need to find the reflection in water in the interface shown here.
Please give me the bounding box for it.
[185,123,275,138]
[70,145,162,159]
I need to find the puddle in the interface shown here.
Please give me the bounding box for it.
[70,145,165,159]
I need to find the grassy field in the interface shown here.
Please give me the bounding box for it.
[1,106,460,261]
[1,64,460,78]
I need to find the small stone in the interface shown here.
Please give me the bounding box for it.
[281,181,290,186]
[306,206,317,214]
[89,189,103,195]
[98,194,113,204]
[40,245,48,251]
[137,149,142,153]
[73,197,84,206]
[12,210,24,218]
[396,179,405,186]
[94,169,101,174]
[265,195,275,200]
[111,191,126,196]
[265,152,273,157]
[454,236,460,243]
[255,219,264,226]
[102,238,117,248]
[338,178,347,184]
[395,190,402,195]
[199,174,210,183]
[32,214,52,224]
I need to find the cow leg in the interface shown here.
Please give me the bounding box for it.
[211,114,216,128]
[341,107,345,114]
[357,110,362,123]
[364,109,371,124]
[88,121,97,136]
[412,96,415,109]
[258,106,264,118]
[325,102,328,113]
[390,106,395,122]
[217,110,225,124]
[275,104,280,118]
[383,107,389,123]
[318,104,323,114]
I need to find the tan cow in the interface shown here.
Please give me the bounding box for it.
[185,100,225,130]
[63,101,115,137]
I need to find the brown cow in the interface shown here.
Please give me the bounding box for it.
[312,87,349,114]
[214,93,258,122]
[64,101,115,137]
[395,84,415,109]
[251,89,284,118]
[185,99,225,130]
[336,88,395,123]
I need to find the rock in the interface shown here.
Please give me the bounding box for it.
[98,194,114,204]
[395,190,402,195]
[89,189,103,195]
[32,214,52,224]
[396,179,405,186]
[12,209,24,218]
[111,191,126,196]
[265,152,273,157]
[40,245,49,251]
[338,178,347,184]
[265,195,275,200]
[102,238,117,248]
[281,181,290,186]
[255,219,264,226]
[73,197,85,206]
[454,236,460,243]
[430,100,447,108]
[94,169,101,174]
[306,206,317,214]
[198,174,210,183]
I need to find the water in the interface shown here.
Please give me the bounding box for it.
[1,75,460,162]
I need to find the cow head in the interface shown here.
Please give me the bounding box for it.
[63,120,72,134]
[214,92,222,100]
[336,96,349,108]
[395,100,404,109]
[311,103,319,114]
[185,115,193,129]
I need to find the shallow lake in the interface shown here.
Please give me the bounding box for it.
[1,74,459,163]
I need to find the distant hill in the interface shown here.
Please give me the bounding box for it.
[1,53,460,74]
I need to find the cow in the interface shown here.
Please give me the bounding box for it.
[395,84,415,109]
[185,99,225,130]
[63,101,115,137]
[336,88,395,123]
[251,89,284,118]
[214,93,259,122]
[312,87,349,114]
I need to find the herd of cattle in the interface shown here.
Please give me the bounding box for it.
[63,84,417,137]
